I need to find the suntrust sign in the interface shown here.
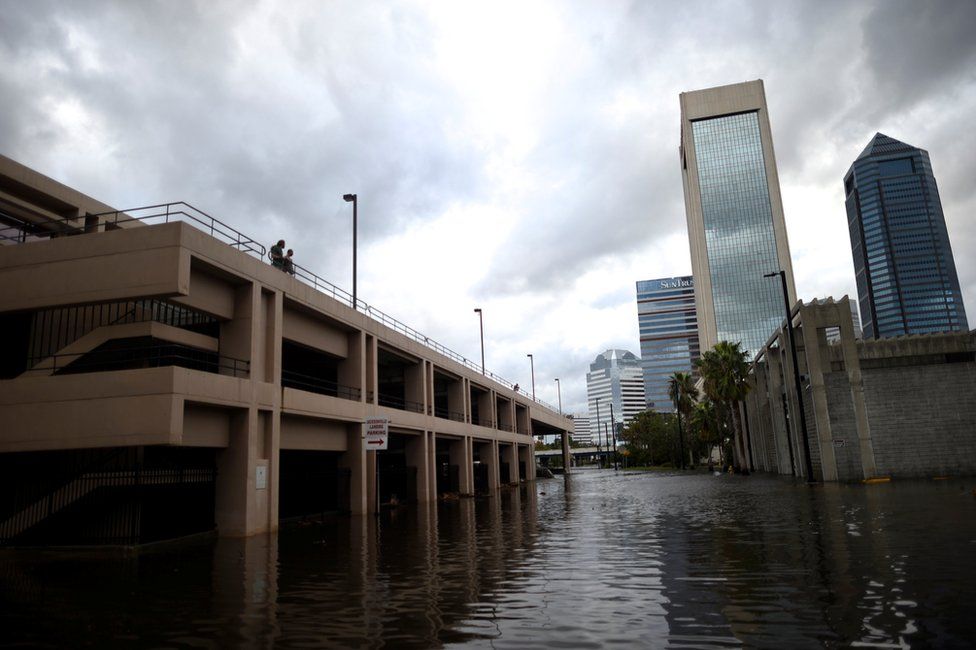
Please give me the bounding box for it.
[659,278,693,289]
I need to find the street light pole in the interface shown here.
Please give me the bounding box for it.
[473,308,485,374]
[609,401,619,471]
[764,270,816,483]
[527,353,535,400]
[342,193,357,309]
[594,397,602,468]
[554,378,562,415]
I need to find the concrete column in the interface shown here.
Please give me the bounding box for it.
[766,341,793,475]
[339,330,366,402]
[752,364,772,472]
[520,443,536,481]
[427,430,437,498]
[264,290,282,526]
[215,407,274,536]
[341,422,368,515]
[506,442,519,485]
[801,305,838,481]
[406,432,431,503]
[479,440,499,492]
[366,450,378,514]
[448,378,465,421]
[405,362,425,412]
[365,335,377,404]
[426,362,435,417]
[214,283,277,536]
[489,390,497,428]
[450,437,473,495]
[839,298,876,479]
[561,430,571,473]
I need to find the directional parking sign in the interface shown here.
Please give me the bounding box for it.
[364,418,389,450]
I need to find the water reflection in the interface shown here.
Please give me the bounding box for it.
[2,473,975,647]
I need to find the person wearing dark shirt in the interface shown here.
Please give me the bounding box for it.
[270,239,285,269]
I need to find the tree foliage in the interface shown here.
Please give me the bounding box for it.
[695,340,751,469]
[619,410,683,467]
[667,371,698,417]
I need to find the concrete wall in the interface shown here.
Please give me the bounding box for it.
[746,297,976,481]
[862,362,976,478]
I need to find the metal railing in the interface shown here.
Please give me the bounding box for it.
[26,342,249,378]
[434,407,467,422]
[284,258,561,412]
[377,393,425,414]
[281,370,362,401]
[1,467,215,545]
[4,200,566,414]
[0,202,266,259]
[88,203,267,258]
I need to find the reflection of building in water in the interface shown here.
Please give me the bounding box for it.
[679,79,797,359]
[0,154,569,548]
[745,296,976,481]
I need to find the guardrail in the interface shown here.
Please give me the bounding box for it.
[0,203,267,259]
[287,258,562,412]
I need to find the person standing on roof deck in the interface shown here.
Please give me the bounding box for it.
[270,239,285,269]
[284,249,296,275]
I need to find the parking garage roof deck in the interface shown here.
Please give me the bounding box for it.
[0,201,563,414]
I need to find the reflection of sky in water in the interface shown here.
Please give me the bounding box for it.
[2,473,975,647]
[693,111,783,357]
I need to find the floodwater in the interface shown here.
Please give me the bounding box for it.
[3,470,976,648]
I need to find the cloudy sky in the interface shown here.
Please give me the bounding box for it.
[2,0,975,415]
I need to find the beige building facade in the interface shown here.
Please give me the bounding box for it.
[679,79,797,357]
[0,155,570,546]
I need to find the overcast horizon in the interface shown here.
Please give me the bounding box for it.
[2,0,974,416]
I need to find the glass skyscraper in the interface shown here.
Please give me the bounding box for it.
[679,80,797,358]
[636,276,700,412]
[844,133,968,338]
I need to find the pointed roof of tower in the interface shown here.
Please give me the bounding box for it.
[855,133,916,161]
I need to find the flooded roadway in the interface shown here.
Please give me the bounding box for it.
[3,469,976,648]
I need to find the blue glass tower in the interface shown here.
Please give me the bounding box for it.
[844,133,968,338]
[636,276,700,412]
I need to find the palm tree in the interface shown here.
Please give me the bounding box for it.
[668,371,698,468]
[695,341,752,472]
[690,399,721,466]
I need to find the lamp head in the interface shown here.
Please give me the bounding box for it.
[763,271,779,278]
[474,308,481,313]
[343,193,356,202]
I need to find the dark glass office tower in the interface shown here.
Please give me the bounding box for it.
[844,133,968,338]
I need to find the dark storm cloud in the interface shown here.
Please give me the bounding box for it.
[860,0,976,117]
[2,0,975,410]
[0,0,487,280]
